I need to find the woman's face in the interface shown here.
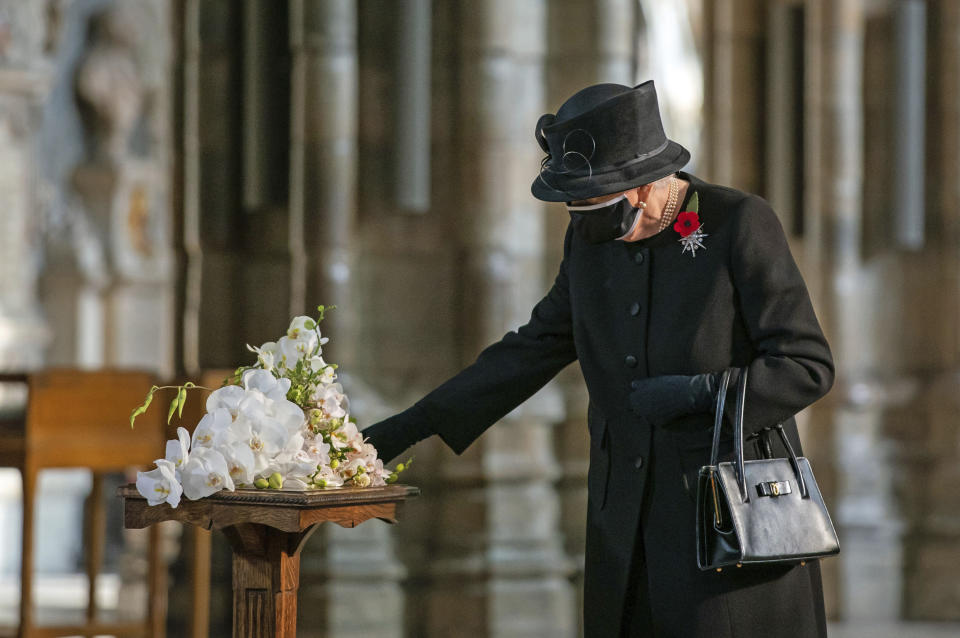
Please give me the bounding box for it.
[568,178,661,208]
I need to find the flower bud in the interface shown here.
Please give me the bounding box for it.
[268,472,284,489]
[395,463,405,472]
[254,478,269,489]
[329,459,339,469]
[316,478,327,488]
[354,473,371,488]
[385,473,398,484]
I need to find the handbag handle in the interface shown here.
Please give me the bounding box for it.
[708,367,809,503]
[708,368,733,468]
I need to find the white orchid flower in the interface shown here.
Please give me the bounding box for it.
[312,465,344,488]
[164,426,192,474]
[312,383,348,419]
[247,341,279,371]
[303,435,331,466]
[192,408,233,448]
[242,369,292,402]
[136,459,183,507]
[266,449,317,481]
[276,335,315,368]
[283,478,310,491]
[286,315,329,348]
[330,418,362,451]
[206,385,246,420]
[221,440,257,486]
[340,457,367,479]
[286,315,316,340]
[181,447,235,500]
[367,458,387,486]
[308,355,336,383]
[232,414,289,474]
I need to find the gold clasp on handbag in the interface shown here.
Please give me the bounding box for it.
[756,480,792,498]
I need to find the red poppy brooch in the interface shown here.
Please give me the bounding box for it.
[674,192,707,257]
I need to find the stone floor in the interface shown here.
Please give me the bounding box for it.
[827,622,960,638]
[1,574,958,636]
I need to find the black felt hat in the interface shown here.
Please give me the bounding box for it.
[531,80,690,203]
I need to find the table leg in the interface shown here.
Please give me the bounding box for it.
[222,523,317,638]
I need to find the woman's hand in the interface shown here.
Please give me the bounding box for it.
[628,372,722,428]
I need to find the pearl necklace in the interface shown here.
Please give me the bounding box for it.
[656,175,680,233]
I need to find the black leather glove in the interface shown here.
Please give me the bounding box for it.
[628,372,722,428]
[362,406,435,464]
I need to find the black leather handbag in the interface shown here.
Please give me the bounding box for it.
[696,368,840,571]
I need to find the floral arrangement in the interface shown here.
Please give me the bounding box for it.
[132,306,408,508]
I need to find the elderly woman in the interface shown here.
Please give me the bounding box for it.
[364,81,835,637]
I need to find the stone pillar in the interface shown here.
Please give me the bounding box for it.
[546,2,637,632]
[289,3,406,637]
[393,0,432,213]
[891,0,926,249]
[182,0,245,372]
[900,0,960,621]
[805,0,911,623]
[0,0,53,596]
[423,2,575,637]
[702,0,766,192]
[292,0,359,365]
[0,0,51,377]
[765,0,804,237]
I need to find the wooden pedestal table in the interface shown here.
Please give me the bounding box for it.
[118,484,419,638]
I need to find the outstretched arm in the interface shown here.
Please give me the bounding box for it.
[364,227,578,462]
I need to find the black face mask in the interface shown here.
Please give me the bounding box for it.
[567,195,642,244]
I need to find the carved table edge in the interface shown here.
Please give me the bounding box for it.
[117,483,419,507]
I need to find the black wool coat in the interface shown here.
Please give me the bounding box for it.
[401,172,835,637]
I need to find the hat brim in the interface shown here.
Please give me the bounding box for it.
[531,140,690,203]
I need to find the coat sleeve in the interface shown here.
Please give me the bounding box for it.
[725,196,835,435]
[394,226,578,455]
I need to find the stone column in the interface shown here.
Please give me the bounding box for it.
[0,0,53,604]
[423,2,574,637]
[289,3,406,637]
[702,0,766,192]
[900,0,960,621]
[182,0,245,372]
[0,0,51,377]
[805,0,910,622]
[546,2,637,631]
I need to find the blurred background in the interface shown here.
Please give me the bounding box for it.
[0,0,959,636]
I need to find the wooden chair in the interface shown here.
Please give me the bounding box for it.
[0,370,167,638]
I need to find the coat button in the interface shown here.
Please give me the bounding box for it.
[630,379,641,389]
[634,455,644,469]
[624,355,638,368]
[629,302,641,316]
[634,252,645,264]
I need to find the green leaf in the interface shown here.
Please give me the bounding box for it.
[687,191,700,214]
[177,387,187,418]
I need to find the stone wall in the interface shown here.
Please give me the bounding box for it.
[2,0,959,634]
